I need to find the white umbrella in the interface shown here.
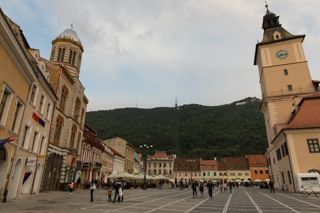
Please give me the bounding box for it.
[133,173,154,181]
[264,178,270,182]
[153,175,169,180]
[243,179,250,182]
[254,179,262,182]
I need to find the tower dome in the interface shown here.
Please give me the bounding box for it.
[58,29,81,43]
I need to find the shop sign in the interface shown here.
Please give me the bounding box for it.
[74,170,81,183]
[0,147,6,161]
[32,112,45,127]
[37,155,46,159]
[25,157,37,166]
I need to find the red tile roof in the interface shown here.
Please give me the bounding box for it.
[174,158,201,171]
[247,155,267,167]
[284,95,320,130]
[218,161,227,170]
[154,152,168,158]
[200,160,218,170]
[224,157,249,170]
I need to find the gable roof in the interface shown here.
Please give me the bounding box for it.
[247,155,267,167]
[109,147,125,159]
[173,158,200,171]
[200,160,218,170]
[284,93,320,130]
[224,157,249,170]
[217,161,227,170]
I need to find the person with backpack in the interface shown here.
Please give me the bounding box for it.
[113,178,121,203]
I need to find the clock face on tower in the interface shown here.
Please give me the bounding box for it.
[276,49,289,60]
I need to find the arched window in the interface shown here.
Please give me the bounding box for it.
[57,48,62,62]
[54,115,64,145]
[74,98,81,121]
[72,52,76,66]
[69,125,77,150]
[80,108,84,127]
[60,48,65,62]
[68,50,73,64]
[60,86,68,112]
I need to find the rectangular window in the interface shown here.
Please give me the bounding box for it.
[273,158,275,164]
[203,172,206,176]
[21,126,30,148]
[284,69,288,76]
[31,131,38,152]
[284,142,289,156]
[11,102,22,131]
[179,173,181,176]
[281,144,286,157]
[164,163,166,167]
[46,103,51,119]
[245,173,249,176]
[30,85,37,103]
[175,173,177,176]
[214,172,216,176]
[39,95,44,112]
[254,170,257,174]
[308,139,320,153]
[287,85,293,91]
[154,169,156,174]
[163,169,166,174]
[207,172,210,176]
[158,169,161,174]
[39,136,46,154]
[238,173,242,176]
[194,173,197,177]
[185,173,187,177]
[230,173,235,176]
[159,163,161,167]
[260,170,263,174]
[154,163,156,167]
[288,171,292,184]
[0,91,9,121]
[282,172,286,184]
[266,170,269,174]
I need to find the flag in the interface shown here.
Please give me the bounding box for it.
[0,137,18,148]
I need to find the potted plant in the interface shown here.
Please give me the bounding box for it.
[130,180,134,190]
[137,182,141,189]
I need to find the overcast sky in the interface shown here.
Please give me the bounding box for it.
[2,0,320,111]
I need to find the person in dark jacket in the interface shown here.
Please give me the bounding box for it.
[199,182,204,198]
[192,180,197,198]
[120,177,124,202]
[269,180,275,193]
[207,180,214,198]
[113,178,121,203]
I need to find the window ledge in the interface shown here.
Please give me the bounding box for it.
[0,123,5,130]
[45,118,50,122]
[8,130,18,137]
[20,147,29,152]
[38,110,43,116]
[29,101,36,108]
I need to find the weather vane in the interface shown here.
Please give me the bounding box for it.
[265,1,268,9]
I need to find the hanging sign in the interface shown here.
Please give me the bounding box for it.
[37,155,46,159]
[32,112,45,127]
[26,157,37,166]
[74,170,81,183]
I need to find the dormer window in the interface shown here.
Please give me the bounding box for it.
[273,31,282,40]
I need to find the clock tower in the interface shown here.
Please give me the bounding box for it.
[254,5,316,144]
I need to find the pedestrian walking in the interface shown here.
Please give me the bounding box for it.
[223,182,227,193]
[220,182,223,193]
[269,180,275,193]
[120,177,124,202]
[69,181,74,194]
[199,181,204,198]
[90,182,96,202]
[113,178,121,203]
[159,180,162,190]
[108,185,113,202]
[229,182,233,193]
[192,180,197,198]
[207,180,214,198]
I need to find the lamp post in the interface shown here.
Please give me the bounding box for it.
[187,159,195,183]
[140,144,153,190]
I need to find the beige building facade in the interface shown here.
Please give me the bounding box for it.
[255,6,320,192]
[103,137,135,173]
[0,10,39,200]
[147,151,175,178]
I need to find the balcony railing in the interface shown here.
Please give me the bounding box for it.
[262,87,315,99]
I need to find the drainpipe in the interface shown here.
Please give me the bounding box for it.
[3,82,33,203]
[282,132,297,193]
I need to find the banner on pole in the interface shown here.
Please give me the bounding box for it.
[74,170,81,183]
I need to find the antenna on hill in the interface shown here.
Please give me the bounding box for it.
[175,97,178,108]
[57,13,61,37]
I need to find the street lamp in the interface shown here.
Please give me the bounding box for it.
[187,159,195,182]
[140,144,153,190]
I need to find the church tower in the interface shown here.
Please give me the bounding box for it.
[49,26,84,77]
[254,5,317,144]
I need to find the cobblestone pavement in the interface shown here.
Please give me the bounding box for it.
[1,187,320,213]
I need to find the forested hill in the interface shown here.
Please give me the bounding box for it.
[85,97,268,160]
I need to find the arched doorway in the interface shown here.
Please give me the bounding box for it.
[0,146,9,194]
[31,163,41,194]
[7,158,22,199]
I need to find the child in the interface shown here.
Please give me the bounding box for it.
[199,182,204,198]
[108,186,113,202]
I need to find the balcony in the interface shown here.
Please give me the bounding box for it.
[95,162,102,168]
[262,87,315,99]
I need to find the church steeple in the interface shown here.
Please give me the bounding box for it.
[262,3,281,30]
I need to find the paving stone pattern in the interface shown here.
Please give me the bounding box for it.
[0,187,319,213]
